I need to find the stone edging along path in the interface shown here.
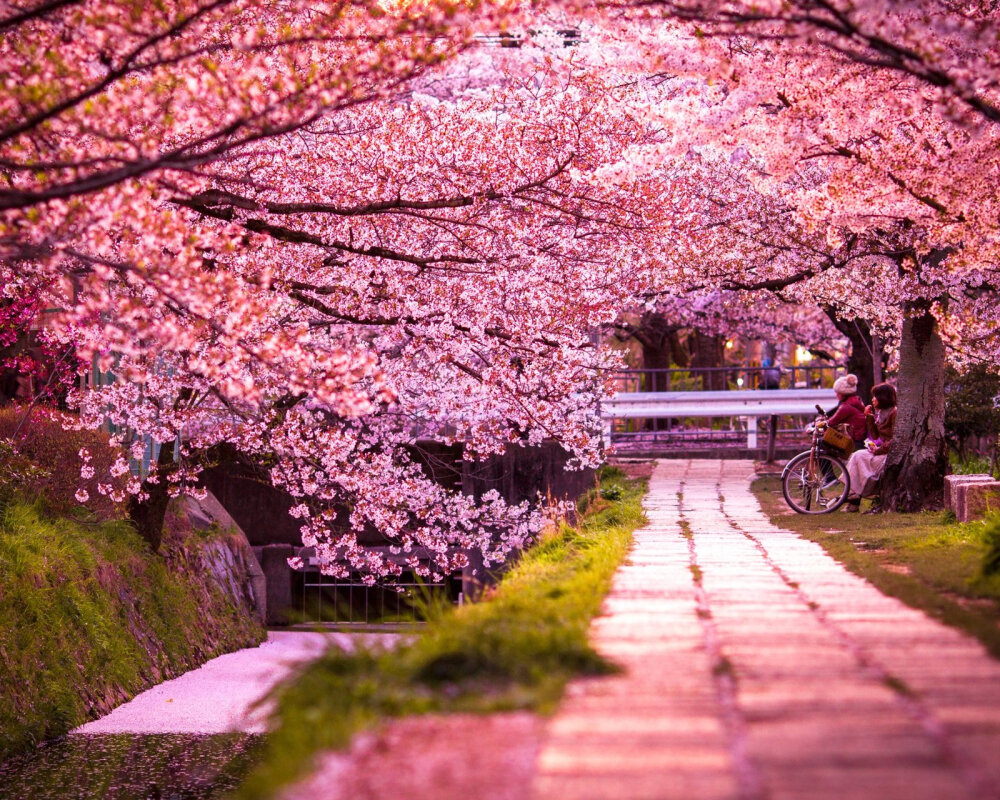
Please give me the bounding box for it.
[532,459,1000,800]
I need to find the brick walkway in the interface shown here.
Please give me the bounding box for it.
[532,460,1000,800]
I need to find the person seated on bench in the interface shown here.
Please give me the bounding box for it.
[843,382,897,512]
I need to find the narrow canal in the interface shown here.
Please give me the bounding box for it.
[0,631,385,800]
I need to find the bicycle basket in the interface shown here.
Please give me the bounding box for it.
[821,424,854,455]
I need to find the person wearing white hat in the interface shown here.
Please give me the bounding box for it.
[827,374,867,447]
[818,373,868,490]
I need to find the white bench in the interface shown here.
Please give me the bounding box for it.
[602,388,837,449]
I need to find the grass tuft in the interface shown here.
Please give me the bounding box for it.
[236,470,648,800]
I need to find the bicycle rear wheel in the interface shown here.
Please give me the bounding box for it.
[781,451,850,514]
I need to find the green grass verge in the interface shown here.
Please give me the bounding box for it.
[0,500,264,761]
[753,475,1000,657]
[236,467,647,800]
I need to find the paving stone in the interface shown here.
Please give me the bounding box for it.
[737,679,902,713]
[534,771,737,800]
[538,744,732,774]
[744,716,942,765]
[545,713,726,739]
[763,765,975,800]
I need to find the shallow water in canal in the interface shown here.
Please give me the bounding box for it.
[0,733,264,800]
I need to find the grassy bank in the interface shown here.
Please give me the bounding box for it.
[0,500,265,761]
[237,466,647,800]
[0,733,264,799]
[753,475,1000,657]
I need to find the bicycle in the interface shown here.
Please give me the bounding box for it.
[781,405,852,514]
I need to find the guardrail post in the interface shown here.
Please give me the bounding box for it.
[767,415,778,462]
[746,416,758,449]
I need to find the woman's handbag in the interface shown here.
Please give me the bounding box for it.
[821,423,855,455]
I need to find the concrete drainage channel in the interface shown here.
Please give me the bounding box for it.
[0,632,398,800]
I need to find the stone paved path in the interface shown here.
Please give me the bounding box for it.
[532,460,1000,800]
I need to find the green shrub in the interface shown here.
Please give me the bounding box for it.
[949,452,993,477]
[945,364,1000,459]
[600,483,624,501]
[596,464,627,481]
[0,438,49,503]
[0,404,125,519]
[982,516,1000,577]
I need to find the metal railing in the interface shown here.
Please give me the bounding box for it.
[298,571,449,625]
[610,366,838,394]
[602,385,839,455]
[609,416,815,451]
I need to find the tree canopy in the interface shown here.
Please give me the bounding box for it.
[4,0,999,574]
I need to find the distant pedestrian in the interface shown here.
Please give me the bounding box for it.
[760,357,783,390]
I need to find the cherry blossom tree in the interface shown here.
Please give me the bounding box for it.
[0,0,506,417]
[0,0,563,565]
[0,277,83,408]
[64,62,672,574]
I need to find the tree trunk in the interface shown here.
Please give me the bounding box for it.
[689,331,726,390]
[823,307,876,403]
[641,339,673,392]
[621,312,686,431]
[880,308,948,511]
[871,333,885,386]
[640,327,679,431]
[632,313,687,390]
[846,346,874,404]
[127,439,175,552]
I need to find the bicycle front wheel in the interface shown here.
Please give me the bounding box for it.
[781,451,850,514]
